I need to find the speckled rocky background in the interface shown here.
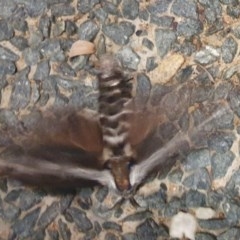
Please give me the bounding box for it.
[0,0,240,239]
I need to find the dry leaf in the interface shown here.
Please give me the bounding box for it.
[69,40,95,57]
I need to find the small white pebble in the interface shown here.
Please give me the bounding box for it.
[169,212,197,240]
[195,207,216,220]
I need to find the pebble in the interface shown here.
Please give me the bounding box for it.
[10,67,31,110]
[77,20,99,41]
[66,207,93,232]
[0,19,14,41]
[116,47,140,70]
[0,59,16,76]
[155,29,177,57]
[77,0,99,14]
[211,151,235,179]
[221,36,238,63]
[171,0,198,19]
[121,0,139,20]
[51,3,75,17]
[0,46,19,61]
[102,21,135,45]
[34,60,50,81]
[58,219,71,240]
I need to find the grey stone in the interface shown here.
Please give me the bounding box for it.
[0,19,14,41]
[177,19,203,38]
[77,0,99,14]
[60,194,74,213]
[78,20,99,41]
[58,62,76,77]
[96,34,106,57]
[207,190,225,209]
[2,203,20,221]
[184,149,211,171]
[95,186,108,202]
[198,0,222,25]
[217,227,240,240]
[66,207,93,232]
[94,7,108,22]
[19,190,43,211]
[102,221,122,232]
[198,219,232,230]
[10,36,29,51]
[12,207,40,238]
[183,189,206,207]
[34,60,50,81]
[38,202,60,228]
[220,0,238,4]
[211,151,235,179]
[150,15,174,27]
[0,46,19,61]
[102,21,135,45]
[228,87,240,117]
[122,233,139,240]
[142,38,154,50]
[171,0,198,19]
[147,0,171,16]
[105,233,119,240]
[48,229,59,240]
[40,39,65,62]
[168,168,183,183]
[155,29,176,57]
[58,219,71,240]
[0,59,16,76]
[11,18,28,32]
[20,0,47,17]
[150,84,172,106]
[207,132,235,153]
[222,200,240,224]
[122,0,139,20]
[0,109,19,130]
[29,30,44,48]
[39,15,51,38]
[65,20,77,36]
[0,1,17,18]
[163,197,182,217]
[135,73,151,106]
[102,1,119,15]
[183,168,211,190]
[191,85,214,103]
[146,57,158,72]
[136,218,168,240]
[123,211,152,222]
[221,37,238,63]
[51,3,75,17]
[139,9,149,21]
[117,47,140,70]
[194,46,220,64]
[232,24,240,39]
[158,122,178,142]
[23,47,40,66]
[227,5,240,18]
[195,232,217,240]
[21,110,42,130]
[10,67,31,110]
[4,189,22,202]
[52,20,66,37]
[214,82,232,100]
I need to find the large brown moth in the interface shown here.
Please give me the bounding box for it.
[0,54,230,204]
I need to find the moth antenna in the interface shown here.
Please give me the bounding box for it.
[97,54,135,191]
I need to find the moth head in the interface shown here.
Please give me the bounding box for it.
[104,156,136,193]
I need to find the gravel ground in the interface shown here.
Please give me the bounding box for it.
[0,0,240,239]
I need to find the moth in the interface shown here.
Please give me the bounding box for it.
[0,55,230,204]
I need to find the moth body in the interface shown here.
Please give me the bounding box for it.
[98,56,135,192]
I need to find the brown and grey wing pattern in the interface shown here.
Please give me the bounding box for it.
[0,109,116,189]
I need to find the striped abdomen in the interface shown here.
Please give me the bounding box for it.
[98,56,135,191]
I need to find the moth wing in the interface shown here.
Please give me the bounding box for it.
[0,144,114,189]
[33,109,104,155]
[128,109,163,147]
